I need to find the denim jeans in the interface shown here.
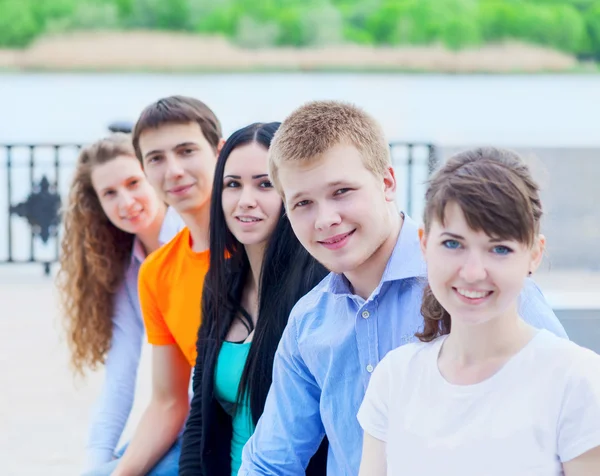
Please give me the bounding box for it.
[82,437,181,476]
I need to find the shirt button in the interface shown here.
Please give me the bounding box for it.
[362,310,370,319]
[366,364,374,373]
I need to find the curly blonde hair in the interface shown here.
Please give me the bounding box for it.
[57,134,137,375]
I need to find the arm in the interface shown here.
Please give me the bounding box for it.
[559,350,600,475]
[563,446,600,475]
[356,353,393,476]
[518,278,568,338]
[84,284,143,469]
[358,433,387,476]
[112,344,191,476]
[178,325,210,475]
[239,317,325,475]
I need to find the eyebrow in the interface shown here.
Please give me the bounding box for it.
[224,174,269,180]
[144,141,198,159]
[441,232,464,240]
[441,231,508,243]
[98,175,141,193]
[288,180,350,203]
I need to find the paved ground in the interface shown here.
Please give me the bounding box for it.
[1,264,599,475]
[1,265,153,476]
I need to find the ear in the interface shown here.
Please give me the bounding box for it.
[418,227,428,257]
[383,166,397,202]
[529,234,546,275]
[217,138,226,155]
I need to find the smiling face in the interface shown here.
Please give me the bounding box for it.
[91,155,164,235]
[221,142,282,247]
[139,122,217,216]
[280,143,397,275]
[421,202,544,328]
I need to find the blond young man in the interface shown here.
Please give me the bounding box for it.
[239,100,567,475]
[87,96,223,476]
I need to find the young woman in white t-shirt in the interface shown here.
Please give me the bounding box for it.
[358,147,600,476]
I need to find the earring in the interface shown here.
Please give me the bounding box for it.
[528,271,532,276]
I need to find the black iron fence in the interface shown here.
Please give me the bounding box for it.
[1,141,437,275]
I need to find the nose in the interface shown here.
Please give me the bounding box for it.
[314,202,341,230]
[118,191,136,214]
[164,155,185,181]
[459,251,488,283]
[238,186,257,209]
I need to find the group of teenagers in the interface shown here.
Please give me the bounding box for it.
[57,95,600,476]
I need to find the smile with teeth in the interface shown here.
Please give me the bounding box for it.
[320,230,355,244]
[237,216,262,223]
[455,288,493,299]
[123,211,143,220]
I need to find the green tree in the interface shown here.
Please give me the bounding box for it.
[0,0,39,47]
[585,2,600,56]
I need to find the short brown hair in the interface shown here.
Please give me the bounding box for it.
[132,95,222,162]
[268,100,390,196]
[416,147,543,342]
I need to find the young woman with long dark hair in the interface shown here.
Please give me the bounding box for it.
[179,122,328,475]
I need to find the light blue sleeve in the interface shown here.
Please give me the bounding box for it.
[239,314,326,475]
[519,278,569,339]
[84,277,144,470]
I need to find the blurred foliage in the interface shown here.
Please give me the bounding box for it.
[0,0,599,58]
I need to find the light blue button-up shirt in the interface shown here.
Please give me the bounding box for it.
[239,215,568,476]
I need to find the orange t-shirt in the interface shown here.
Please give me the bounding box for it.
[138,227,209,367]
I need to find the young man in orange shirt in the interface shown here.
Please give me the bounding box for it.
[93,96,223,476]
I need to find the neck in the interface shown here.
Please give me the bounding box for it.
[442,307,535,365]
[244,242,266,297]
[181,204,211,253]
[346,210,403,300]
[135,205,167,255]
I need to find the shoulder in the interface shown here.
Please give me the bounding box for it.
[287,273,337,328]
[368,339,437,397]
[533,331,600,379]
[381,338,436,371]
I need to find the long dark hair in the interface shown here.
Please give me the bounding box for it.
[201,122,328,424]
[416,147,542,342]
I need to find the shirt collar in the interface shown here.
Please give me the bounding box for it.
[326,213,427,296]
[381,213,427,282]
[130,237,146,265]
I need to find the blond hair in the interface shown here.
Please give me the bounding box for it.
[56,134,137,375]
[268,100,390,197]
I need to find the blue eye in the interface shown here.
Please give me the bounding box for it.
[442,239,461,249]
[492,245,513,255]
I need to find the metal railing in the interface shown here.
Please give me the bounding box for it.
[1,141,437,275]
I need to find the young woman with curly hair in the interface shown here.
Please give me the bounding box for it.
[56,133,183,472]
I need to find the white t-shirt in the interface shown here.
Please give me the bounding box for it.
[357,330,600,476]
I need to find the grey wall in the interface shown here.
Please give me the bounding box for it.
[438,147,600,271]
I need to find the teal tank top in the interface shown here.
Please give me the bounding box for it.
[214,341,254,476]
